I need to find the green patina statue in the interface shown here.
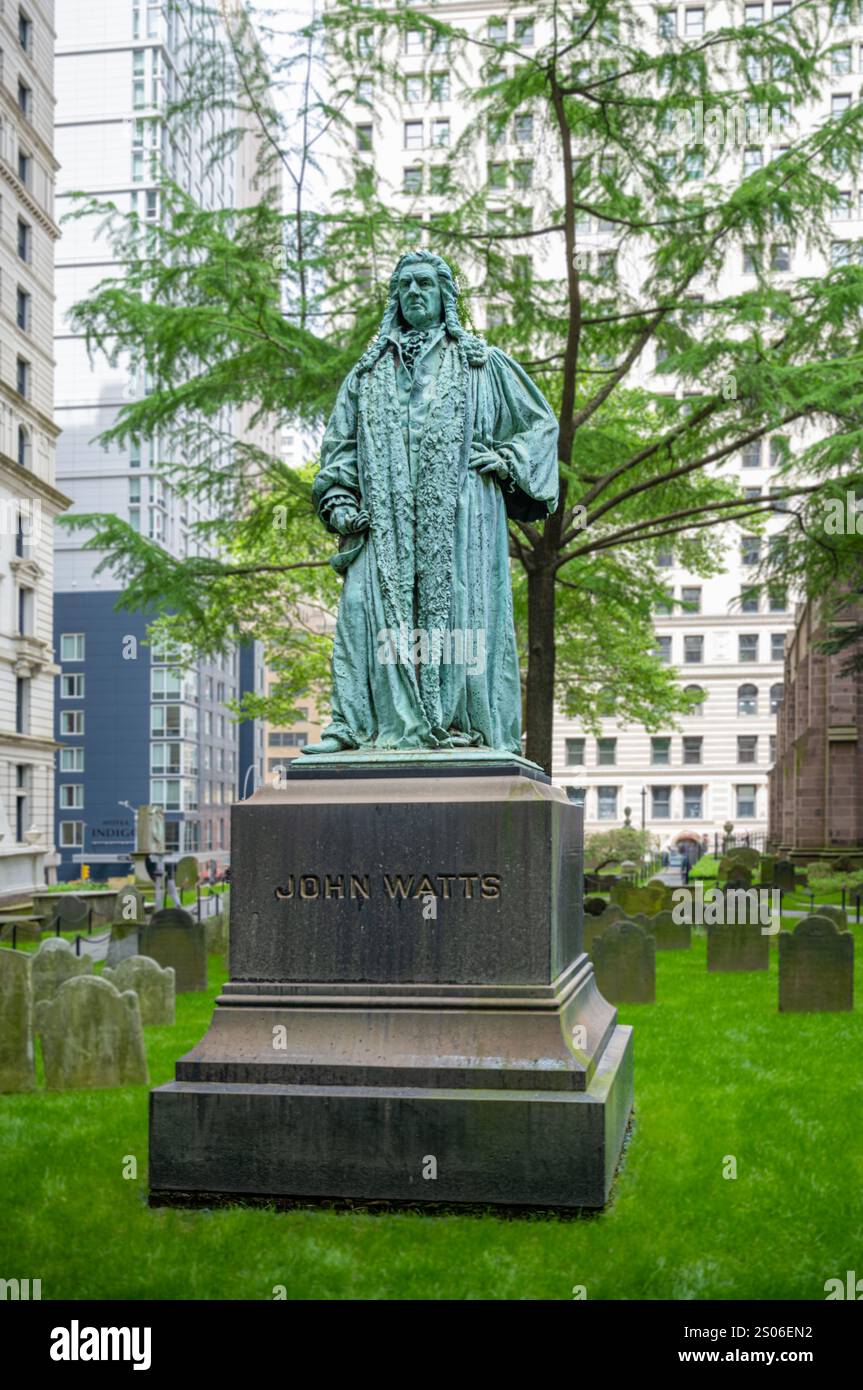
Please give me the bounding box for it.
[303,250,559,756]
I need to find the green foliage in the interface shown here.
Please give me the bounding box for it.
[584,827,655,871]
[61,1,863,758]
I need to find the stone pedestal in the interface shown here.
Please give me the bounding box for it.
[149,756,632,1210]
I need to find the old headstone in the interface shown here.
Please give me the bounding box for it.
[36,976,148,1090]
[103,955,175,1026]
[583,901,625,949]
[811,904,847,930]
[32,937,92,1009]
[140,907,206,992]
[609,883,667,917]
[773,858,797,893]
[205,912,228,956]
[645,908,691,951]
[0,950,35,1092]
[727,847,761,871]
[779,915,854,1013]
[115,886,147,925]
[0,920,42,945]
[759,855,776,886]
[592,920,655,1004]
[175,856,199,893]
[106,924,141,969]
[52,894,90,928]
[707,922,769,972]
[584,895,607,915]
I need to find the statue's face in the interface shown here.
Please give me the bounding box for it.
[397,262,443,331]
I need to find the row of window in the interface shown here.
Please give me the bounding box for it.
[58,817,229,852]
[655,588,787,619]
[587,783,760,822]
[655,632,786,665]
[269,732,309,748]
[565,732,777,769]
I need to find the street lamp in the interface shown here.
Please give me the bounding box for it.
[641,786,647,830]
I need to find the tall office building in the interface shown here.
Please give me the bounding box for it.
[52,0,275,878]
[0,0,66,895]
[333,0,849,852]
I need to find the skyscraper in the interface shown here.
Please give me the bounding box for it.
[0,0,65,894]
[52,0,274,879]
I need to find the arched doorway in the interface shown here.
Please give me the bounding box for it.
[674,834,702,869]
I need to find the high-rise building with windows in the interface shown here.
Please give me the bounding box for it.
[52,0,275,878]
[332,0,849,853]
[0,0,66,895]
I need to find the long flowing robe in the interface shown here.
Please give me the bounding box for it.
[311,323,559,753]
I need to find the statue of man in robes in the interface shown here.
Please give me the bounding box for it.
[302,250,559,756]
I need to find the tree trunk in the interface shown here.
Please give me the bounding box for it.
[524,563,557,774]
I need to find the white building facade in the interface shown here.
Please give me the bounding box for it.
[0,0,66,895]
[334,0,850,853]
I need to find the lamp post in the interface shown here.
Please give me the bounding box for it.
[641,786,646,830]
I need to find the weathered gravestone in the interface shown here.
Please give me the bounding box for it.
[139,908,206,993]
[759,855,776,886]
[779,916,854,1013]
[727,847,761,871]
[591,921,655,1005]
[707,922,769,972]
[811,904,847,930]
[774,858,798,893]
[103,955,175,1026]
[36,976,148,1090]
[115,887,147,925]
[0,920,42,945]
[0,950,35,1092]
[609,883,667,917]
[106,923,141,969]
[52,894,90,929]
[645,908,691,951]
[583,902,625,950]
[32,937,92,1010]
[205,912,228,956]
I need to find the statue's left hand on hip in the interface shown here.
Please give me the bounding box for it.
[469,444,509,481]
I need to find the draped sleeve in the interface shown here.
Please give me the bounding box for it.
[482,347,560,522]
[311,368,363,533]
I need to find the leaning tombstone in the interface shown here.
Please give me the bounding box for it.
[103,955,175,1026]
[592,921,655,1005]
[646,908,691,951]
[139,907,207,992]
[0,950,36,1092]
[106,924,141,969]
[36,976,148,1090]
[32,937,92,1009]
[707,922,769,972]
[779,915,854,1013]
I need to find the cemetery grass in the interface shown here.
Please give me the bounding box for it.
[2,936,862,1301]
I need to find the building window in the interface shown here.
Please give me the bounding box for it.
[60,710,84,736]
[403,167,421,194]
[743,147,763,176]
[16,358,30,398]
[60,821,84,848]
[770,682,784,713]
[487,19,507,42]
[651,786,672,819]
[16,677,30,734]
[430,71,450,101]
[60,784,84,809]
[17,150,31,187]
[60,748,85,772]
[404,120,423,150]
[654,590,673,615]
[429,166,449,195]
[515,17,535,45]
[356,124,373,151]
[16,287,31,332]
[738,683,758,716]
[565,738,585,766]
[655,635,672,665]
[356,78,373,105]
[404,28,424,54]
[683,785,703,818]
[736,784,757,818]
[657,545,674,567]
[771,633,786,662]
[771,242,790,272]
[17,427,31,471]
[684,635,704,664]
[769,587,787,613]
[19,9,33,53]
[741,586,760,613]
[680,586,701,613]
[597,786,618,821]
[514,160,533,189]
[741,535,761,566]
[61,633,85,661]
[514,113,534,144]
[684,684,704,715]
[18,82,32,119]
[685,7,705,37]
[597,737,617,767]
[651,737,671,766]
[738,735,758,765]
[61,674,85,699]
[357,29,373,58]
[739,633,759,662]
[745,2,764,21]
[683,736,703,765]
[431,118,450,147]
[741,441,761,468]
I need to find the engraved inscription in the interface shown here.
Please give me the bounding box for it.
[274,873,500,901]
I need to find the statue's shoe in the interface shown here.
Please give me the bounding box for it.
[300,737,352,755]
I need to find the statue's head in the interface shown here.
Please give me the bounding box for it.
[357,250,487,374]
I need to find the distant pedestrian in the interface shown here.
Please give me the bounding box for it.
[681,858,690,885]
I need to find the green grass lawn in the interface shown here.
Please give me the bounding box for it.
[2,933,862,1301]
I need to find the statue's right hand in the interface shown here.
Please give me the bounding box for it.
[330,505,369,536]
